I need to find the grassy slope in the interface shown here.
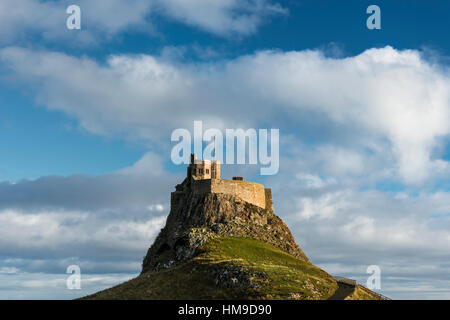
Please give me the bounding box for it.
[85,237,338,300]
[345,285,385,300]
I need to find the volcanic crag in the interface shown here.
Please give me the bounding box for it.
[85,155,385,300]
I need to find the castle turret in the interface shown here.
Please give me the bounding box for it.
[188,153,220,180]
[173,153,269,210]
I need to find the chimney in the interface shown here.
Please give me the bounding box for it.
[190,153,197,164]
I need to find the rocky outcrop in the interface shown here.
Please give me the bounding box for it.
[209,263,268,293]
[142,190,309,273]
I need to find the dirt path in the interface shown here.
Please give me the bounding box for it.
[328,281,356,300]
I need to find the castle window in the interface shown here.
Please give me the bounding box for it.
[206,169,209,174]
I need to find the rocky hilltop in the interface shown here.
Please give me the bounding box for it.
[85,156,385,300]
[142,191,309,273]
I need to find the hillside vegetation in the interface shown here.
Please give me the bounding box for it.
[85,237,338,300]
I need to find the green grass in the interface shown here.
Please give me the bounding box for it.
[197,237,337,299]
[345,285,385,300]
[84,237,338,300]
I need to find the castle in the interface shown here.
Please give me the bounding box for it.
[171,154,273,211]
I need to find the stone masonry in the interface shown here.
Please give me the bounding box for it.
[172,154,272,210]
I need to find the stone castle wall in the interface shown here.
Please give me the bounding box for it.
[264,188,273,212]
[192,179,267,209]
[191,179,213,194]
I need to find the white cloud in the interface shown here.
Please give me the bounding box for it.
[294,173,337,189]
[0,0,285,45]
[0,152,176,211]
[0,272,136,299]
[0,152,171,275]
[0,208,165,257]
[295,191,350,220]
[283,187,450,299]
[157,0,287,36]
[286,187,450,260]
[314,146,367,176]
[2,46,449,184]
[0,267,19,274]
[0,0,154,45]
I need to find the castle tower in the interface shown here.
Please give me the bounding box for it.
[173,153,268,210]
[188,153,220,180]
[211,160,220,179]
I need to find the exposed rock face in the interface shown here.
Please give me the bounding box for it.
[142,190,309,273]
[209,263,268,293]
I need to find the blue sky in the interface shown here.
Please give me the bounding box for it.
[2,0,450,181]
[0,0,450,299]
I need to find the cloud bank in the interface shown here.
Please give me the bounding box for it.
[0,152,172,276]
[1,46,449,184]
